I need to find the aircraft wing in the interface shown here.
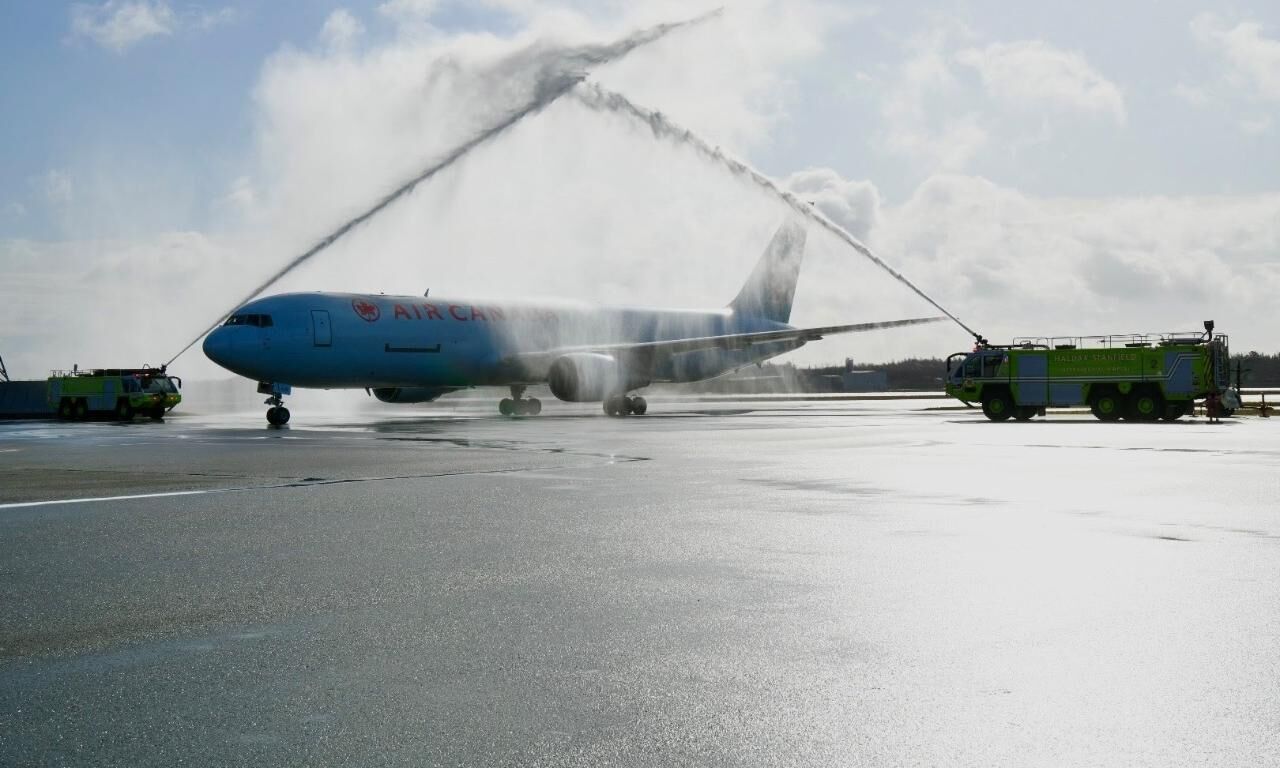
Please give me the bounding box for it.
[511,316,946,363]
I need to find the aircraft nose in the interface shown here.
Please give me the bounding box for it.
[202,328,236,369]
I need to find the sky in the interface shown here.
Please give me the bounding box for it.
[2,0,1279,381]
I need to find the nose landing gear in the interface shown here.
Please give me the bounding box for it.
[266,398,290,426]
[499,385,542,417]
[258,381,292,426]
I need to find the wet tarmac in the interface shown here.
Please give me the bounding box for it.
[1,397,1278,766]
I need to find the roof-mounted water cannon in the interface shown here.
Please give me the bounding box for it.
[1203,320,1215,340]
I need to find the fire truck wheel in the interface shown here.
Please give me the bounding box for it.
[1128,388,1163,422]
[72,399,88,420]
[58,398,74,420]
[981,391,1014,422]
[115,399,134,420]
[1161,402,1188,421]
[1014,406,1035,421]
[1090,390,1123,421]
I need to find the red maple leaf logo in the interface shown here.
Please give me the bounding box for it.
[352,298,381,322]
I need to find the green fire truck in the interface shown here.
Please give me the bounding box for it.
[48,367,182,421]
[945,321,1234,422]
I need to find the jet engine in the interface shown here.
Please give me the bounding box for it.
[548,353,647,402]
[371,386,459,404]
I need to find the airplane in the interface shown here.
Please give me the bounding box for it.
[202,221,943,424]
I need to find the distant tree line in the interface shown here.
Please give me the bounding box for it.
[830,352,1280,390]
[816,358,948,391]
[1231,352,1280,388]
[684,352,1280,394]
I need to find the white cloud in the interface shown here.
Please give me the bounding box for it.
[378,0,439,24]
[1191,13,1280,102]
[0,233,253,378]
[3,202,27,219]
[956,40,1126,123]
[38,170,75,205]
[867,173,1280,353]
[188,6,236,31]
[320,9,365,52]
[24,1,1280,384]
[784,167,880,241]
[879,24,989,171]
[69,1,236,53]
[70,1,174,53]
[0,2,845,377]
[1239,116,1272,135]
[222,176,256,211]
[1173,82,1211,107]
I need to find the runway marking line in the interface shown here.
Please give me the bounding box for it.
[0,459,644,511]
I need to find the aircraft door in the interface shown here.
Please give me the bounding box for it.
[311,310,332,347]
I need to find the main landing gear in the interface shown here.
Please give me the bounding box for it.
[603,394,647,417]
[499,385,542,417]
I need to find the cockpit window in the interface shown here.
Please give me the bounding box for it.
[224,314,273,327]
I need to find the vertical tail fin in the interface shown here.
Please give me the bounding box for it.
[728,220,807,324]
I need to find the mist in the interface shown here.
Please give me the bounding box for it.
[4,1,1279,389]
[166,9,722,366]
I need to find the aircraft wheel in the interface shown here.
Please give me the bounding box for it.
[73,399,88,420]
[629,396,647,415]
[277,407,290,425]
[267,406,290,426]
[526,398,542,416]
[115,399,135,421]
[499,398,515,416]
[603,396,627,417]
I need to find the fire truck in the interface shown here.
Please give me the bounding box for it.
[48,366,182,420]
[945,321,1234,422]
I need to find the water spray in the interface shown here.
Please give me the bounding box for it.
[571,82,984,343]
[166,9,723,368]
